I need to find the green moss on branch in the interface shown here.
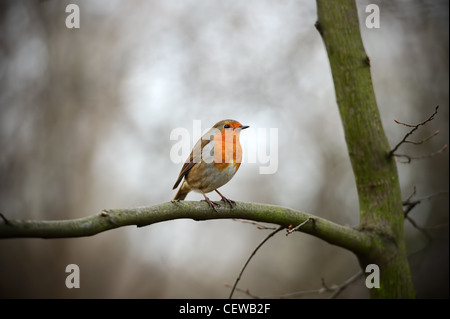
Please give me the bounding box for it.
[0,201,371,256]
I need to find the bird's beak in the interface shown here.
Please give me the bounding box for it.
[238,125,249,130]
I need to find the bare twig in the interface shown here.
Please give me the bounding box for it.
[223,285,262,299]
[404,185,417,204]
[402,130,440,145]
[320,277,338,293]
[286,217,314,236]
[403,185,419,216]
[389,105,440,157]
[405,215,432,242]
[228,270,363,299]
[232,219,277,230]
[228,226,284,299]
[393,144,448,164]
[402,188,448,241]
[389,106,447,163]
[0,212,10,225]
[328,271,363,299]
[403,188,448,217]
[229,218,361,299]
[393,105,439,128]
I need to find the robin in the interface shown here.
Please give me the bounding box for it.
[172,119,249,212]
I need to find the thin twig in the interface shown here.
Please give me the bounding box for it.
[320,277,338,293]
[403,186,420,216]
[389,105,440,157]
[403,189,448,217]
[404,185,417,204]
[228,226,284,299]
[328,270,364,299]
[228,270,363,299]
[286,217,314,236]
[0,212,10,225]
[407,220,449,257]
[393,144,448,163]
[405,215,432,242]
[232,219,277,230]
[402,130,440,145]
[223,285,262,299]
[402,188,448,242]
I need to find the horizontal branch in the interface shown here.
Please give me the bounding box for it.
[0,201,372,256]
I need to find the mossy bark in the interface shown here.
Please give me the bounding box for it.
[0,201,372,257]
[316,0,415,298]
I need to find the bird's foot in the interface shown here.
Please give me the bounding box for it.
[214,189,236,208]
[220,197,236,208]
[201,197,220,213]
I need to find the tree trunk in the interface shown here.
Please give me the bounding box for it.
[316,0,415,298]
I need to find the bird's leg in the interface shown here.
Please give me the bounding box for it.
[215,189,236,208]
[200,190,220,213]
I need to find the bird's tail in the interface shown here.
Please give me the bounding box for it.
[173,182,191,201]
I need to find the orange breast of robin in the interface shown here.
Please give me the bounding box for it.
[213,130,242,171]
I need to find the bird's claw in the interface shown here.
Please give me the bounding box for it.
[220,197,236,208]
[201,199,220,213]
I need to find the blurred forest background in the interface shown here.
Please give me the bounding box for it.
[0,0,448,298]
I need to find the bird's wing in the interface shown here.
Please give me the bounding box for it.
[173,138,212,189]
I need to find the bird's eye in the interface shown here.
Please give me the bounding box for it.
[224,124,230,128]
